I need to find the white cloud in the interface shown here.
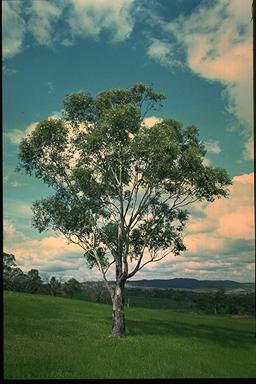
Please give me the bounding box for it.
[143,115,162,127]
[149,0,253,160]
[202,158,211,166]
[46,81,55,94]
[5,122,38,145]
[67,0,135,42]
[186,172,254,243]
[217,207,253,240]
[4,219,19,240]
[147,38,182,69]
[148,39,170,58]
[3,65,17,76]
[5,114,63,146]
[3,219,26,244]
[4,200,33,221]
[134,249,253,282]
[5,129,26,145]
[134,171,254,282]
[2,0,136,60]
[3,220,100,280]
[2,1,26,59]
[27,0,62,46]
[3,171,27,188]
[26,122,38,134]
[47,112,62,121]
[204,139,221,154]
[244,135,254,161]
[4,220,79,266]
[3,171,254,282]
[9,181,27,188]
[233,173,254,185]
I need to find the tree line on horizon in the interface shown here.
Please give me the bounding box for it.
[3,252,82,297]
[3,252,254,316]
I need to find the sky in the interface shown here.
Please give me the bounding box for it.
[3,0,254,283]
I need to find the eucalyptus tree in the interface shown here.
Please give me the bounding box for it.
[25,269,42,293]
[17,83,231,337]
[49,276,62,296]
[3,252,24,291]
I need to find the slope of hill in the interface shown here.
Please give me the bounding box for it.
[4,291,256,379]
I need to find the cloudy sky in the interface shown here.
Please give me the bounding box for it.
[3,0,254,283]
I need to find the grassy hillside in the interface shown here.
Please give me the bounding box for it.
[4,291,256,379]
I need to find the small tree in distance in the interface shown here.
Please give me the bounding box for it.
[26,269,42,293]
[17,83,232,337]
[49,276,62,296]
[3,252,24,291]
[63,277,81,296]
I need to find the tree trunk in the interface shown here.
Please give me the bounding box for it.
[111,283,125,337]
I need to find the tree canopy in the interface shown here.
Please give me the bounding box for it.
[17,83,232,336]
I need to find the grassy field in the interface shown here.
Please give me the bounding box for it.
[4,291,256,379]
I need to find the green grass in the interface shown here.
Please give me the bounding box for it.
[4,290,256,379]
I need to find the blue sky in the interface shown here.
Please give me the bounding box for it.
[3,0,254,282]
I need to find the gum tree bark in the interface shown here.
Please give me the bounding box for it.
[111,282,125,336]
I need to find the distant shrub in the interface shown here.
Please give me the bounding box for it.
[63,278,82,296]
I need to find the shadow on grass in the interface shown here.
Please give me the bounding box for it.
[126,317,255,348]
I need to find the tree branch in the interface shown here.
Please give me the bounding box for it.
[128,186,152,230]
[127,248,173,279]
[123,164,141,219]
[61,229,114,298]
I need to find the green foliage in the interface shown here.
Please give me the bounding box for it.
[16,83,232,294]
[3,253,44,293]
[49,276,62,296]
[63,92,95,124]
[31,194,99,235]
[84,248,109,270]
[3,252,18,273]
[81,282,110,304]
[101,104,141,143]
[124,287,255,316]
[3,252,25,291]
[17,119,68,183]
[63,278,81,296]
[95,83,166,116]
[25,269,42,293]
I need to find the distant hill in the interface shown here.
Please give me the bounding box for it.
[126,278,255,289]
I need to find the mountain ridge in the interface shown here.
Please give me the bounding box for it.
[126,278,255,289]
